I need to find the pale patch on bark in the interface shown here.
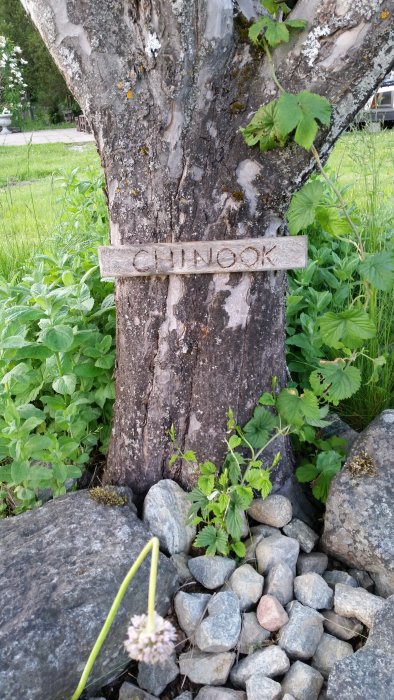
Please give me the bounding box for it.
[320,24,369,70]
[264,215,282,237]
[163,105,184,179]
[236,159,262,216]
[50,1,91,55]
[204,0,234,41]
[213,273,252,329]
[187,412,203,440]
[164,276,185,334]
[110,220,121,246]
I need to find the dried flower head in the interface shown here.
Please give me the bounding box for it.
[124,612,177,664]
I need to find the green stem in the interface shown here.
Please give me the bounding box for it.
[262,38,285,93]
[69,536,160,700]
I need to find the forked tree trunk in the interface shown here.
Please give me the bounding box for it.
[22,0,394,497]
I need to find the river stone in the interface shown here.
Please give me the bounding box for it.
[137,655,179,695]
[243,533,264,562]
[188,555,236,589]
[297,553,329,576]
[0,490,178,700]
[227,563,264,611]
[194,592,241,652]
[174,693,193,700]
[283,519,319,553]
[237,611,271,654]
[282,660,324,700]
[257,594,289,631]
[171,553,193,582]
[265,562,294,606]
[348,569,374,591]
[321,410,394,596]
[174,591,211,638]
[247,495,292,527]
[195,688,246,700]
[312,633,353,679]
[327,595,394,699]
[246,674,282,700]
[334,583,385,627]
[256,534,300,575]
[251,524,281,538]
[230,646,290,687]
[118,683,158,700]
[278,602,324,660]
[142,479,196,555]
[294,574,334,610]
[322,610,363,641]
[323,571,357,589]
[179,651,235,685]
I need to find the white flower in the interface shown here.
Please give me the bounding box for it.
[124,612,177,664]
[13,46,22,53]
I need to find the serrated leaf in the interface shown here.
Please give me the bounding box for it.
[225,505,244,540]
[264,17,289,47]
[226,455,242,485]
[228,434,242,450]
[320,309,376,349]
[232,485,254,510]
[52,374,77,395]
[194,525,228,556]
[276,387,320,427]
[261,0,291,14]
[259,392,276,406]
[285,18,308,29]
[246,467,271,492]
[296,462,319,483]
[312,472,332,502]
[198,474,215,496]
[310,360,361,405]
[248,17,267,44]
[41,325,74,352]
[277,90,331,150]
[276,92,302,135]
[231,541,246,558]
[298,91,332,126]
[294,114,318,150]
[183,450,197,462]
[287,181,325,234]
[243,406,277,448]
[241,100,287,153]
[359,251,394,291]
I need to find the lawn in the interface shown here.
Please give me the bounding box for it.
[0,142,101,277]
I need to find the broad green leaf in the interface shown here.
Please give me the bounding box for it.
[359,251,394,291]
[264,17,289,47]
[18,404,45,420]
[0,464,12,481]
[241,100,287,153]
[232,485,254,510]
[42,325,74,352]
[95,355,115,369]
[65,465,83,479]
[277,91,331,150]
[4,306,43,323]
[0,336,30,349]
[24,435,52,456]
[225,505,244,540]
[259,392,275,406]
[197,474,215,496]
[11,460,30,484]
[228,434,242,450]
[316,205,352,236]
[231,541,246,558]
[297,91,332,126]
[312,473,332,503]
[320,309,376,349]
[53,462,67,482]
[62,270,75,286]
[243,406,277,448]
[52,374,77,395]
[285,18,308,29]
[187,488,209,520]
[296,462,319,482]
[316,449,343,475]
[15,487,35,501]
[294,114,318,150]
[310,360,361,405]
[183,450,197,462]
[287,181,325,234]
[194,525,228,556]
[261,0,291,14]
[200,461,217,475]
[248,17,266,44]
[276,92,302,135]
[75,363,98,378]
[14,345,52,361]
[276,387,320,427]
[225,455,242,485]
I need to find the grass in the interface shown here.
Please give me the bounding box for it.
[0,142,100,277]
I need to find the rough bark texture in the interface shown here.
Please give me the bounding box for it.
[22,0,394,496]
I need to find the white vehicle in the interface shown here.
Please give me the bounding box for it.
[357,75,394,126]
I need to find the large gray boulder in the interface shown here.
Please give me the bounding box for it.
[0,490,178,700]
[321,410,394,596]
[327,595,394,699]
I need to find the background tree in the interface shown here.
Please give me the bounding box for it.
[0,0,74,120]
[20,0,394,498]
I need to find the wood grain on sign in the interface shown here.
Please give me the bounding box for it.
[99,237,307,277]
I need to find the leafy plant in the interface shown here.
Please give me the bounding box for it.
[0,170,113,517]
[169,381,345,555]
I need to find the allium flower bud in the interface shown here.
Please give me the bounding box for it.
[124,612,177,664]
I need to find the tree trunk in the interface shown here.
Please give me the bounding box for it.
[22,0,394,497]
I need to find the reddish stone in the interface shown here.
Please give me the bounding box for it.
[257,594,289,632]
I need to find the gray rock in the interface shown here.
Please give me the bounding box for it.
[323,571,357,589]
[226,563,264,611]
[282,660,324,699]
[243,533,264,563]
[322,610,363,641]
[173,693,193,700]
[321,413,358,453]
[282,696,297,700]
[188,555,236,589]
[278,602,324,660]
[312,633,353,679]
[246,674,282,700]
[195,592,241,652]
[327,595,394,699]
[137,655,179,695]
[118,683,158,700]
[251,524,281,538]
[256,534,300,575]
[237,611,271,654]
[297,553,329,576]
[265,562,294,606]
[143,479,196,555]
[294,573,334,610]
[348,568,374,591]
[334,583,385,628]
[179,650,235,685]
[174,591,211,638]
[247,495,293,528]
[171,552,193,582]
[0,491,178,700]
[321,410,394,596]
[195,687,246,700]
[283,519,319,553]
[230,646,290,688]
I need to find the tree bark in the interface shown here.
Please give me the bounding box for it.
[22,0,394,497]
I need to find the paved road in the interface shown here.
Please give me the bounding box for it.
[0,128,95,147]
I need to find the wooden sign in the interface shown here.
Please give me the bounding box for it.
[99,236,307,278]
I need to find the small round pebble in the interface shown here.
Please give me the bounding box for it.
[247,495,292,528]
[257,594,289,632]
[294,573,334,610]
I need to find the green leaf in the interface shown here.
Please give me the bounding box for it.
[0,335,30,349]
[187,488,209,520]
[183,450,197,462]
[310,360,361,405]
[232,485,254,510]
[259,392,276,406]
[261,0,291,14]
[11,460,30,484]
[243,406,277,449]
[312,473,332,502]
[294,114,318,150]
[62,270,75,286]
[320,309,376,349]
[75,363,99,378]
[94,355,115,369]
[53,462,67,482]
[65,465,82,479]
[52,374,77,395]
[228,434,242,450]
[225,505,245,540]
[276,387,320,427]
[200,461,217,475]
[296,462,319,482]
[197,474,215,496]
[194,525,229,556]
[285,19,308,30]
[276,92,302,136]
[248,17,266,45]
[231,540,246,558]
[264,17,289,47]
[226,455,242,485]
[297,91,332,127]
[287,181,325,234]
[241,100,287,153]
[42,325,74,352]
[277,91,331,150]
[359,251,394,291]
